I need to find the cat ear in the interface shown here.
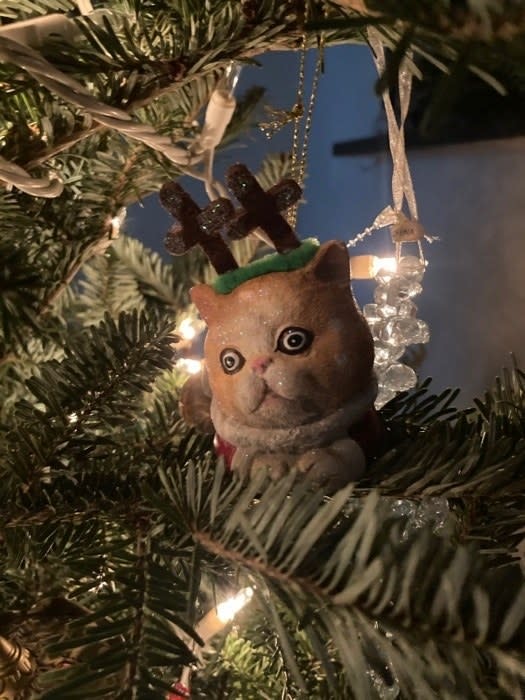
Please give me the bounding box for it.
[305,241,350,285]
[190,284,223,324]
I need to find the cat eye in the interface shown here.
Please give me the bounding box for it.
[277,327,313,355]
[220,348,245,374]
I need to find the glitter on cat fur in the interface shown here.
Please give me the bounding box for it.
[212,238,320,295]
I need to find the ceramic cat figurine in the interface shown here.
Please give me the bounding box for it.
[180,239,381,491]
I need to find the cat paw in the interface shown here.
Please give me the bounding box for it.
[231,450,291,481]
[230,448,256,480]
[250,452,291,480]
[295,439,366,491]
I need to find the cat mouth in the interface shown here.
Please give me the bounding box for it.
[252,385,286,412]
[263,388,282,403]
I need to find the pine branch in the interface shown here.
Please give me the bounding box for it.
[1,3,524,698]
[0,1,72,21]
[33,526,200,698]
[0,138,166,363]
[37,237,112,316]
[0,451,213,696]
[75,245,145,327]
[365,370,525,501]
[5,0,521,175]
[155,461,525,698]
[322,0,525,42]
[1,309,177,499]
[124,528,148,697]
[21,73,218,171]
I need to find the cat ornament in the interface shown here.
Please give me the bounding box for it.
[160,164,383,492]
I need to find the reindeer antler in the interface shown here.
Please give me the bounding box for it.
[225,164,302,253]
[161,165,304,274]
[160,182,238,274]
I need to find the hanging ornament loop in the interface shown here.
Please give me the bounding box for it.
[351,28,433,408]
[288,33,324,230]
[367,27,426,261]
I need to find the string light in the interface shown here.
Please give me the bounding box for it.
[169,587,255,698]
[178,318,197,341]
[215,587,254,624]
[216,61,242,101]
[350,255,398,280]
[0,19,239,199]
[175,317,205,376]
[373,256,397,277]
[194,587,255,643]
[192,60,242,200]
[176,358,202,375]
[107,207,126,239]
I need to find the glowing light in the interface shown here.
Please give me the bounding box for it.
[216,587,254,623]
[179,318,197,341]
[177,358,202,375]
[372,256,397,276]
[109,207,126,238]
[349,255,398,280]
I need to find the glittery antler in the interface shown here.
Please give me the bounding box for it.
[225,164,302,253]
[160,181,238,274]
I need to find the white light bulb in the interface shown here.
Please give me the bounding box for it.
[372,256,397,276]
[110,208,126,238]
[216,587,254,624]
[179,318,197,341]
[218,61,242,96]
[177,358,202,375]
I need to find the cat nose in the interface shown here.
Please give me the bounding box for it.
[251,355,272,374]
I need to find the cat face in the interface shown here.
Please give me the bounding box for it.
[191,241,374,430]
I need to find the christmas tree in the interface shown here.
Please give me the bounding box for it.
[1,1,525,698]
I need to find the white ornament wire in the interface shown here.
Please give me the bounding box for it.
[0,24,237,199]
[0,155,64,198]
[0,36,201,166]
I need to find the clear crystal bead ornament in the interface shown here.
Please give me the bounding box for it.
[368,255,429,407]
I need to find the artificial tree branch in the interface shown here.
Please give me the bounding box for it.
[124,528,149,696]
[332,0,525,40]
[22,70,216,171]
[38,147,141,314]
[194,529,325,598]
[0,504,147,530]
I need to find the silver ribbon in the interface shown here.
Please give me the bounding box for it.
[368,27,418,221]
[348,28,425,256]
